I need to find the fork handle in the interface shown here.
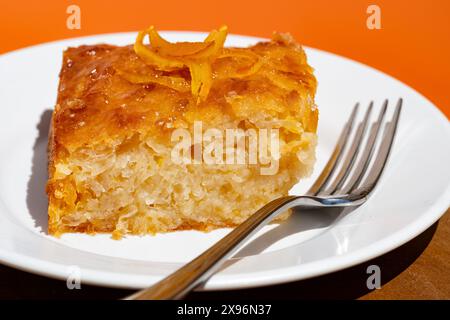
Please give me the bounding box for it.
[124,195,303,300]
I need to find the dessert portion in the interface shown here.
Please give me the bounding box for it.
[47,26,318,238]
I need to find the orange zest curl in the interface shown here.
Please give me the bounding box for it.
[134,26,227,102]
[133,26,262,102]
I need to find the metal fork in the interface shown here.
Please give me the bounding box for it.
[125,99,402,300]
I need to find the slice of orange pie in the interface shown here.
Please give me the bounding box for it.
[47,27,318,238]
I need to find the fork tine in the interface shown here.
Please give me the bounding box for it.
[306,103,359,196]
[354,98,402,196]
[321,102,373,195]
[339,99,389,194]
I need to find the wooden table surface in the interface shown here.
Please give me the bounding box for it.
[1,209,448,300]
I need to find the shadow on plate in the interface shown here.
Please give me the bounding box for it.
[188,221,439,300]
[231,206,350,259]
[26,109,52,233]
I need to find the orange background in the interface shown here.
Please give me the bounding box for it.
[1,0,449,118]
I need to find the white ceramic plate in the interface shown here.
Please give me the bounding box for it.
[0,32,449,290]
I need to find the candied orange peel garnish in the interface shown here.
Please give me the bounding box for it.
[133,26,262,103]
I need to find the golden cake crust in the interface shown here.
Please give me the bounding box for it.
[49,34,316,158]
